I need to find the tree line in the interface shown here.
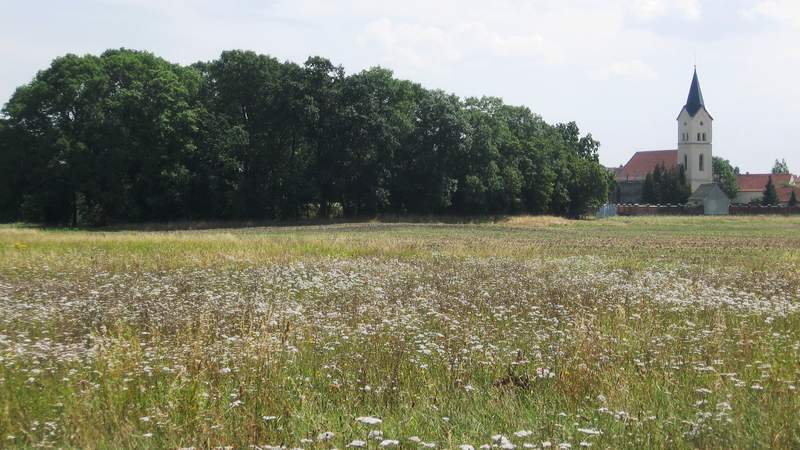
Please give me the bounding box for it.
[641,163,691,205]
[0,49,611,225]
[639,157,740,205]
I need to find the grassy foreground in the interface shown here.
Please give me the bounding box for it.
[0,216,799,449]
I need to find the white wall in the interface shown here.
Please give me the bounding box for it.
[677,107,713,192]
[734,191,762,204]
[678,108,713,145]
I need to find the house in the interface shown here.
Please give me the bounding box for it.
[688,183,730,215]
[616,150,677,182]
[734,173,798,204]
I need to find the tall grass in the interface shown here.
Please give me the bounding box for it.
[0,216,799,449]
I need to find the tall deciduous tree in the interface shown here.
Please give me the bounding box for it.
[0,49,611,224]
[712,156,740,199]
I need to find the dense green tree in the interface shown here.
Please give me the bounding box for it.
[395,89,467,214]
[3,49,202,224]
[0,49,611,224]
[0,120,20,220]
[762,176,780,205]
[101,49,202,222]
[457,97,517,213]
[642,173,657,204]
[789,190,797,207]
[562,153,610,217]
[194,50,312,219]
[298,57,348,218]
[663,165,692,204]
[712,156,740,199]
[641,163,690,204]
[337,67,417,215]
[3,53,106,224]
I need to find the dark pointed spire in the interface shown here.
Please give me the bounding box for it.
[684,67,705,116]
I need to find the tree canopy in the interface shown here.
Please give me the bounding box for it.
[712,156,739,199]
[772,158,790,174]
[0,49,610,225]
[762,176,779,205]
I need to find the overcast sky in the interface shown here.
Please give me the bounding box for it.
[1,0,798,173]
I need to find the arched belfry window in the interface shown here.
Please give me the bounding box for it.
[697,133,701,141]
[702,132,706,141]
[684,154,688,168]
[699,154,705,171]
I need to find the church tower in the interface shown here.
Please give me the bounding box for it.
[677,68,713,192]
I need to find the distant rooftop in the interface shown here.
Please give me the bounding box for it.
[736,173,798,203]
[616,149,677,182]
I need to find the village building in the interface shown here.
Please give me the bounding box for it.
[611,69,798,205]
[687,183,730,215]
[734,173,798,204]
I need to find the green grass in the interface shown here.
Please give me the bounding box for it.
[0,216,799,449]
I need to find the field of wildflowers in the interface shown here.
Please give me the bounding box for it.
[0,216,798,449]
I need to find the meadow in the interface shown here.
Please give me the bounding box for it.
[0,216,799,449]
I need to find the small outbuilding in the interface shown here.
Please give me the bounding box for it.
[688,183,730,215]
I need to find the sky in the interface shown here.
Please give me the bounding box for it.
[1,0,798,173]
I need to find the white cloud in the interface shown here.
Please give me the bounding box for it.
[630,0,701,21]
[675,0,702,21]
[357,19,462,68]
[632,0,667,19]
[588,60,659,80]
[490,33,549,59]
[741,1,800,29]
[357,18,559,70]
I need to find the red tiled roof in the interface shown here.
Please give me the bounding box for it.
[735,173,796,191]
[616,150,677,181]
[736,173,798,203]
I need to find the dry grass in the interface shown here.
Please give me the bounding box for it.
[497,216,574,227]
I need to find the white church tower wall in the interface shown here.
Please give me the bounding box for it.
[677,68,713,192]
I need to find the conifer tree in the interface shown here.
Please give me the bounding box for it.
[762,176,779,205]
[772,158,790,174]
[641,173,657,204]
[641,163,690,205]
